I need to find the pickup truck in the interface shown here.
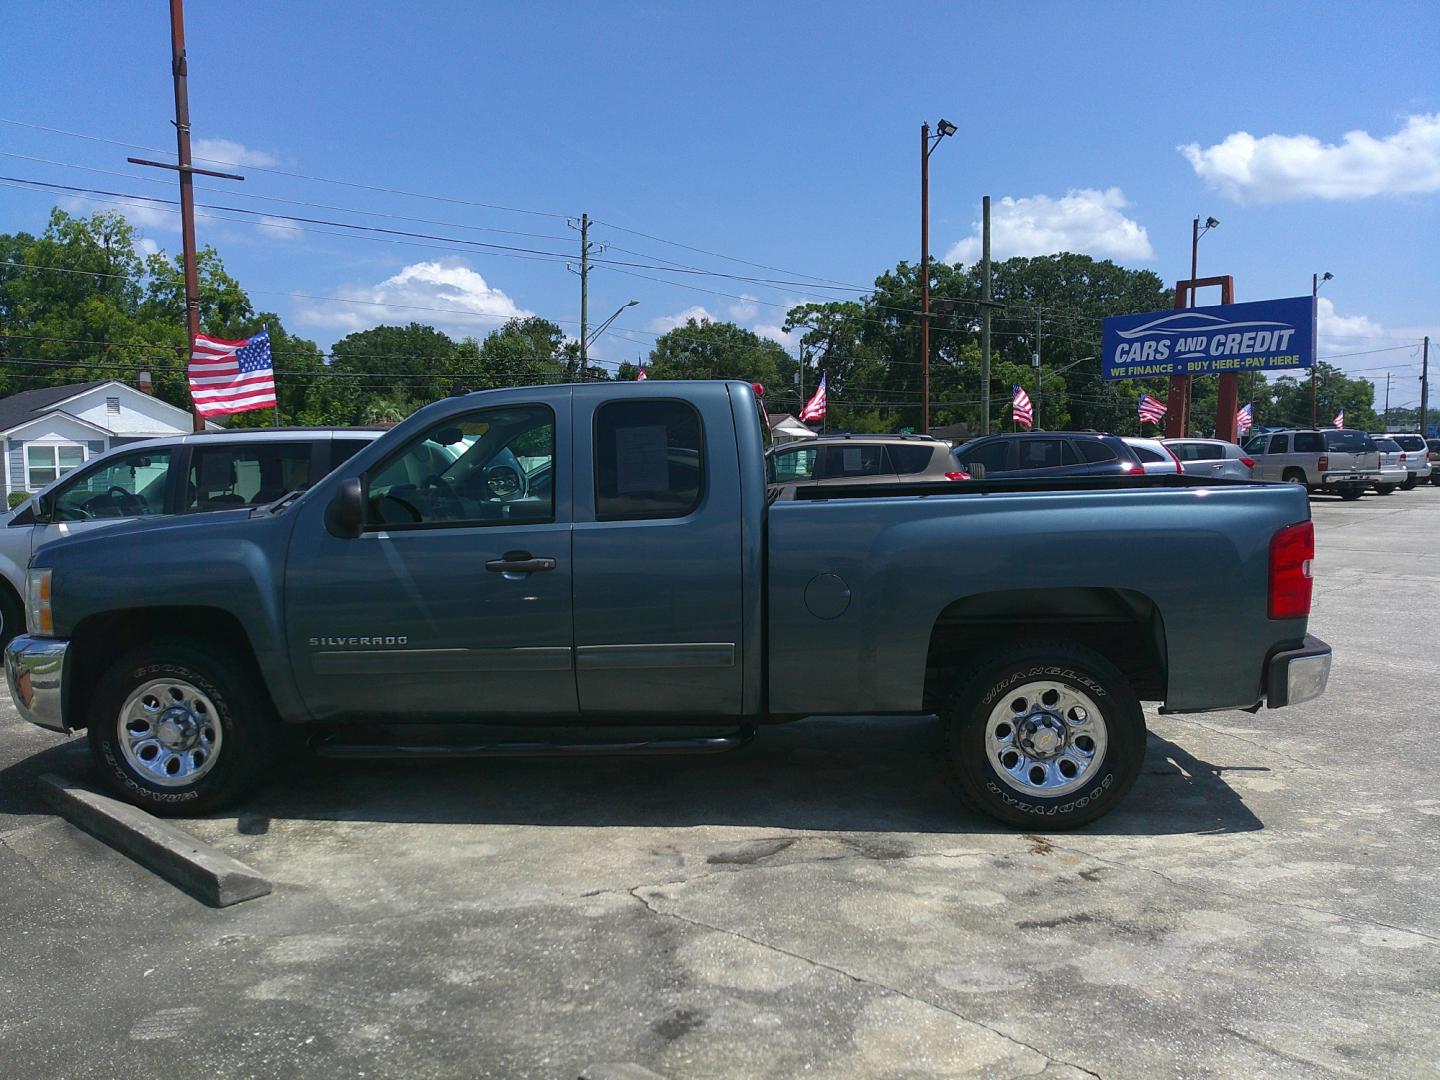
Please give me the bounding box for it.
[4,381,1332,829]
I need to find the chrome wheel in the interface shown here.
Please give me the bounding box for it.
[118,678,223,787]
[985,680,1107,797]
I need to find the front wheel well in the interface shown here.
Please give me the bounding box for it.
[65,607,271,731]
[923,588,1166,711]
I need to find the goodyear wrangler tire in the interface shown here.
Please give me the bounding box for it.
[87,639,273,816]
[941,642,1146,829]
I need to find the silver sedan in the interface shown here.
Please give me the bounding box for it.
[1163,438,1255,480]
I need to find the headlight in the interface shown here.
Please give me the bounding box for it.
[26,568,53,637]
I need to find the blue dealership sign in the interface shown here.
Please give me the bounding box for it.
[1102,296,1314,380]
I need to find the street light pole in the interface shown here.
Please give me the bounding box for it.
[919,118,955,436]
[583,300,639,373]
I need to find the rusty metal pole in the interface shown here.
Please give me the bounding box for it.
[169,0,205,432]
[920,122,931,436]
[1310,273,1319,428]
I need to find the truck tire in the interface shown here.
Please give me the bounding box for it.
[0,583,23,652]
[1280,469,1310,492]
[87,639,273,815]
[1339,486,1364,501]
[1401,475,1418,491]
[1374,483,1396,495]
[940,642,1145,829]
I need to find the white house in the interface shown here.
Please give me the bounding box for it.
[0,381,214,502]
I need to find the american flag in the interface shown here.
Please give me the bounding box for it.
[1011,384,1034,429]
[636,365,647,381]
[1236,401,1253,435]
[1333,409,1344,428]
[189,330,277,417]
[799,371,827,422]
[1137,393,1168,425]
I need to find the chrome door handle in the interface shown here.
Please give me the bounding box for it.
[486,551,556,574]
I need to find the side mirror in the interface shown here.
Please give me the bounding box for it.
[325,477,364,538]
[434,427,464,446]
[33,493,53,523]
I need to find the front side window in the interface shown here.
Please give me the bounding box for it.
[26,443,86,490]
[770,447,817,483]
[595,400,702,521]
[367,406,555,528]
[185,443,314,511]
[1242,435,1270,454]
[49,448,173,520]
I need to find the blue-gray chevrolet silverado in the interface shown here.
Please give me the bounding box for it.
[4,381,1331,828]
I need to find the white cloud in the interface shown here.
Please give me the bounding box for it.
[944,188,1153,264]
[1180,114,1440,202]
[293,260,531,337]
[253,215,300,240]
[192,138,281,169]
[727,295,760,321]
[1317,297,1386,351]
[647,305,715,333]
[134,237,161,258]
[753,323,799,350]
[63,193,177,232]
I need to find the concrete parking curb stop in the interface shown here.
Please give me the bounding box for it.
[37,773,272,907]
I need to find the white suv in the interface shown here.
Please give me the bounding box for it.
[1369,433,1432,489]
[0,427,381,647]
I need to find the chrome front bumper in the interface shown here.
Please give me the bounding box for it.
[1265,635,1332,709]
[5,635,71,733]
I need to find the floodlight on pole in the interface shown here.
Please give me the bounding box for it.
[920,118,956,435]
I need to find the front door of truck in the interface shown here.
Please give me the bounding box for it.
[285,401,576,722]
[570,390,745,717]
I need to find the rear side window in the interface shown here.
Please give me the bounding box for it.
[1075,440,1118,464]
[1374,439,1400,452]
[595,400,703,521]
[1131,444,1166,463]
[1292,433,1322,452]
[185,443,313,511]
[885,444,935,474]
[1014,439,1065,470]
[818,444,885,479]
[1324,430,1375,452]
[331,438,373,470]
[1270,434,1291,453]
[1174,441,1219,462]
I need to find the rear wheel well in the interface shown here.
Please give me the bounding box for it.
[65,607,271,731]
[924,588,1166,710]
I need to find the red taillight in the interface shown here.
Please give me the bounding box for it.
[1317,454,1329,472]
[1240,457,1255,468]
[1269,521,1314,620]
[944,470,970,481]
[1399,453,1407,464]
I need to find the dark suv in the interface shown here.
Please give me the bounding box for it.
[767,434,965,487]
[951,432,1144,479]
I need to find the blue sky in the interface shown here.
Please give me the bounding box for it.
[2,1,1437,405]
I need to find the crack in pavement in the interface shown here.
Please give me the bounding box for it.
[1218,1023,1366,1079]
[1037,838,1440,946]
[0,828,48,878]
[1154,715,1321,770]
[625,884,1102,1080]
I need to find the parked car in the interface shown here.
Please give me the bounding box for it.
[1370,433,1432,489]
[1429,439,1440,486]
[951,432,1144,479]
[1371,438,1408,495]
[1242,429,1382,500]
[766,434,966,488]
[1163,438,1255,481]
[0,427,382,647]
[1121,437,1182,475]
[4,381,1330,830]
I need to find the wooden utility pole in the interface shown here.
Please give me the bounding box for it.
[128,0,243,431]
[1420,336,1430,437]
[980,195,992,435]
[578,212,589,378]
[919,123,931,436]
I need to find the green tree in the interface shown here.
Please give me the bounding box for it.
[645,318,795,391]
[1268,364,1378,431]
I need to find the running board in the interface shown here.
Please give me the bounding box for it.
[312,725,757,759]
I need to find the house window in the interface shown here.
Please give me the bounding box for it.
[26,444,87,491]
[106,396,121,415]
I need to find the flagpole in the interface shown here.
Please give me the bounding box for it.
[269,325,281,428]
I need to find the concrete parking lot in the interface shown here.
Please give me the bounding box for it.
[1,487,1437,1079]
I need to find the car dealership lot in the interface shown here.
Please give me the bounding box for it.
[1,490,1437,1080]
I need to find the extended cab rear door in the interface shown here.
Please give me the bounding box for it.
[570,386,744,717]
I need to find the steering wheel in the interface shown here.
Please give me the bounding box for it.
[483,464,522,501]
[81,486,144,517]
[420,474,465,518]
[373,493,423,523]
